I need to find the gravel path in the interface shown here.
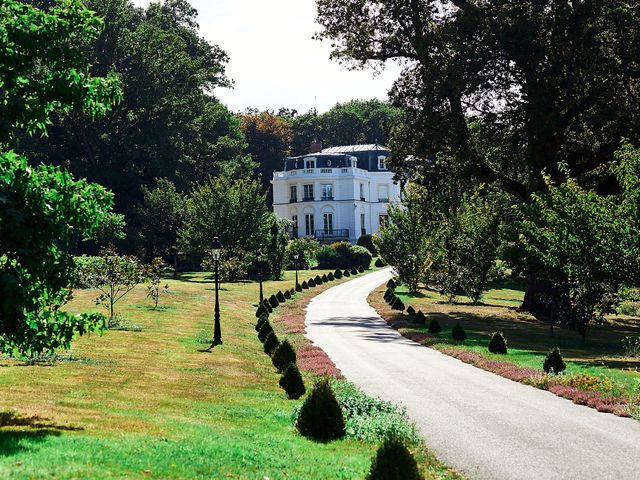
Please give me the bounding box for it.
[305,268,640,480]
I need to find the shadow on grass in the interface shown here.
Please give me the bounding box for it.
[0,412,83,457]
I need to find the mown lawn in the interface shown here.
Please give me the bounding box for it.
[0,269,457,479]
[378,279,640,395]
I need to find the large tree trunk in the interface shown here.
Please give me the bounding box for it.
[519,274,553,315]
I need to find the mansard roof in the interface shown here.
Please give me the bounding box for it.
[282,144,390,172]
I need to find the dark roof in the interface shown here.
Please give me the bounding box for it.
[282,144,390,172]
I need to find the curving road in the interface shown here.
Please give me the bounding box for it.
[305,268,640,480]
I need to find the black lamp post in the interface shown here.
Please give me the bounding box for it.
[210,237,223,345]
[293,253,300,288]
[257,250,264,303]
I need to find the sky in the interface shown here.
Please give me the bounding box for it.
[131,0,402,113]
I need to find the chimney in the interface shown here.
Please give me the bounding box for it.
[310,139,322,153]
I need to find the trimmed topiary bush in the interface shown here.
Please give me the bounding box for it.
[279,363,306,400]
[357,265,365,273]
[262,299,273,313]
[452,323,467,342]
[269,294,279,308]
[296,378,345,441]
[343,269,351,277]
[263,331,280,356]
[428,318,442,334]
[296,283,303,292]
[391,297,405,311]
[301,280,309,289]
[309,278,317,287]
[386,279,396,289]
[543,348,567,374]
[322,273,329,283]
[276,290,286,303]
[374,258,385,267]
[290,288,295,295]
[406,306,416,318]
[488,331,508,354]
[366,434,424,480]
[258,320,274,343]
[256,304,268,318]
[327,272,335,281]
[356,233,377,256]
[386,294,396,305]
[284,289,292,300]
[350,267,358,275]
[383,288,394,302]
[414,310,426,325]
[314,274,323,285]
[272,339,297,373]
[334,269,343,279]
[256,314,268,332]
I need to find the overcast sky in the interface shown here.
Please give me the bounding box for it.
[131,0,401,113]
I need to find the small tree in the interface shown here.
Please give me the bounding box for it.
[367,434,424,480]
[543,348,567,374]
[263,331,280,356]
[79,246,146,327]
[414,311,426,325]
[279,363,306,399]
[258,321,274,343]
[272,339,297,373]
[145,257,169,309]
[452,324,467,342]
[427,318,442,334]
[296,378,345,440]
[488,332,508,354]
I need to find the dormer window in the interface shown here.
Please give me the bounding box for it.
[378,156,387,170]
[305,158,316,169]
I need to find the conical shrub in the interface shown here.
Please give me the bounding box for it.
[255,314,268,332]
[334,269,343,279]
[387,294,397,305]
[276,290,286,303]
[314,275,323,285]
[343,269,350,277]
[375,258,385,267]
[350,268,358,275]
[488,332,508,354]
[289,288,295,296]
[269,294,279,308]
[391,297,405,311]
[301,280,309,289]
[279,363,306,399]
[428,318,442,334]
[284,289,292,300]
[322,273,329,283]
[296,283,303,292]
[258,320,274,343]
[414,310,426,325]
[452,323,467,342]
[272,339,297,373]
[357,265,365,273]
[256,304,268,318]
[263,331,280,356]
[327,272,335,281]
[296,378,345,441]
[366,434,423,480]
[383,288,394,302]
[406,306,416,318]
[262,299,273,313]
[543,348,566,374]
[308,278,316,287]
[386,279,396,289]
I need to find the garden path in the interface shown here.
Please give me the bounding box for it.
[305,268,640,480]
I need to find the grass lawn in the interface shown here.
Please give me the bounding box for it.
[372,279,640,401]
[0,269,458,479]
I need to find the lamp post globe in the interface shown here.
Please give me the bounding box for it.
[210,237,223,345]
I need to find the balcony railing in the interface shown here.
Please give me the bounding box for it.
[321,196,334,201]
[315,229,349,243]
[289,198,297,203]
[302,196,314,202]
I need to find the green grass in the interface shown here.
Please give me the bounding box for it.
[0,269,458,479]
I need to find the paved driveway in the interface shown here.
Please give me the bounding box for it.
[305,268,640,480]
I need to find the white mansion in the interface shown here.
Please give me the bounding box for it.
[272,143,401,244]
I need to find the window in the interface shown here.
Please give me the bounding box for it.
[292,215,298,230]
[359,183,365,201]
[305,158,316,169]
[303,184,314,201]
[361,213,366,235]
[378,156,387,170]
[321,184,333,200]
[323,213,333,234]
[305,214,314,236]
[378,184,389,202]
[290,185,297,202]
[379,214,389,228]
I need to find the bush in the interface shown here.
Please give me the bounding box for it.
[256,315,268,332]
[269,294,279,308]
[286,237,321,269]
[414,310,426,325]
[350,267,358,275]
[296,283,303,292]
[258,321,274,343]
[383,288,394,302]
[543,348,567,374]
[357,234,378,256]
[391,297,405,311]
[289,288,295,296]
[427,318,442,334]
[452,323,467,342]
[322,273,329,283]
[386,279,396,289]
[387,294,396,305]
[263,331,280,356]
[375,258,385,267]
[316,245,343,269]
[328,272,335,281]
[256,304,268,318]
[334,269,343,279]
[406,306,416,318]
[313,274,322,285]
[262,299,273,313]
[343,269,351,277]
[279,363,306,400]
[351,246,372,270]
[301,280,309,289]
[488,332,508,354]
[272,339,297,373]
[308,278,316,287]
[284,289,292,300]
[366,434,423,480]
[357,265,365,273]
[296,378,346,441]
[276,290,286,303]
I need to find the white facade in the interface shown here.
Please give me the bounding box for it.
[271,145,401,244]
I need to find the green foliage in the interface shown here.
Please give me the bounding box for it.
[383,289,394,303]
[78,246,146,326]
[301,280,309,289]
[543,348,567,374]
[145,257,169,309]
[279,363,306,400]
[256,304,268,318]
[317,241,371,270]
[391,297,405,311]
[276,291,286,303]
[427,318,442,334]
[263,331,280,356]
[267,217,289,280]
[286,237,321,269]
[272,339,297,373]
[343,269,351,277]
[308,278,316,287]
[334,269,343,279]
[357,234,378,256]
[488,332,508,355]
[452,324,467,342]
[268,295,279,309]
[357,265,365,273]
[89,212,127,248]
[296,379,346,441]
[366,434,424,480]
[386,279,396,290]
[322,274,329,283]
[406,306,416,318]
[255,315,268,333]
[327,272,335,281]
[316,245,342,269]
[375,258,385,267]
[262,299,273,313]
[350,267,358,275]
[314,275,323,285]
[296,284,303,292]
[258,321,274,343]
[351,246,372,270]
[284,289,292,300]
[414,311,426,325]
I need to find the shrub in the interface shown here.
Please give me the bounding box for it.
[279,363,306,400]
[334,269,343,279]
[386,279,396,289]
[343,269,351,277]
[414,311,426,325]
[296,283,303,292]
[272,339,297,373]
[488,332,508,354]
[387,294,396,305]
[269,294,279,308]
[289,288,295,296]
[263,331,280,356]
[328,272,335,281]
[256,304,268,318]
[350,267,358,275]
[258,321,273,343]
[316,245,343,269]
[452,323,467,342]
[357,234,378,256]
[428,318,442,334]
[286,237,321,269]
[256,315,268,332]
[314,274,323,285]
[351,246,372,270]
[301,280,309,289]
[277,290,286,303]
[284,289,292,300]
[262,299,273,313]
[308,278,316,287]
[383,288,394,302]
[375,258,385,267]
[543,348,567,374]
[391,297,405,311]
[406,306,416,318]
[296,378,346,441]
[357,265,365,273]
[366,434,423,480]
[322,273,329,283]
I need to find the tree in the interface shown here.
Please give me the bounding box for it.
[146,257,169,309]
[266,217,290,280]
[0,0,121,356]
[316,0,640,308]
